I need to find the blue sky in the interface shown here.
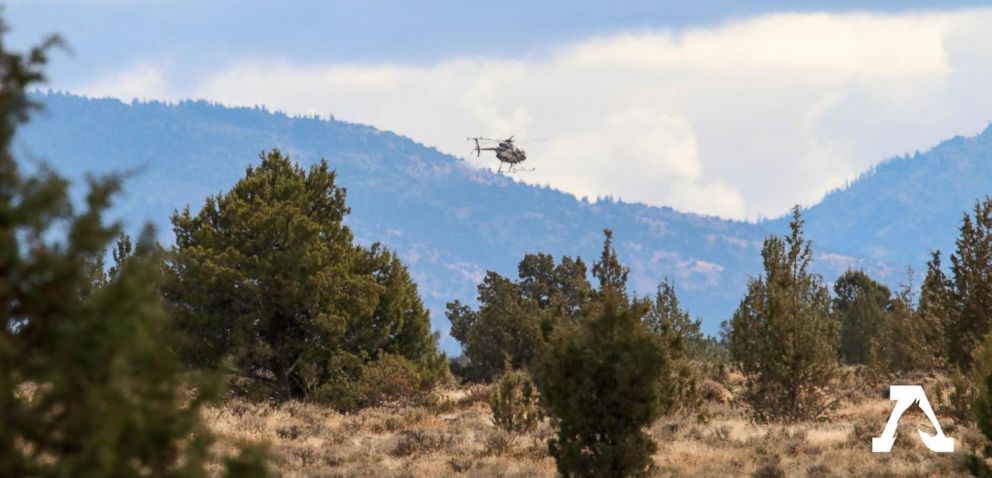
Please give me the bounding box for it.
[9,1,985,77]
[8,1,992,220]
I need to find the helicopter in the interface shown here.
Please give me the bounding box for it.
[468,136,532,173]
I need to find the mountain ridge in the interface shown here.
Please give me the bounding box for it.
[18,92,992,352]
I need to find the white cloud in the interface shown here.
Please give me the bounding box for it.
[77,63,171,101]
[73,9,992,220]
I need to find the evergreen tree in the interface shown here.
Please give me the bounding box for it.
[167,150,443,401]
[517,252,592,323]
[447,272,543,380]
[832,269,892,365]
[866,271,933,373]
[727,207,839,421]
[0,23,264,477]
[447,252,592,381]
[107,232,133,279]
[948,199,992,371]
[532,233,667,477]
[592,228,628,299]
[348,243,447,383]
[643,279,701,413]
[918,251,951,368]
[966,332,992,476]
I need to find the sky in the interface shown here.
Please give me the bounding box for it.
[8,0,992,221]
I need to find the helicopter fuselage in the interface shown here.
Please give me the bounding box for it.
[497,148,525,164]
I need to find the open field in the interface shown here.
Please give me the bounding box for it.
[203,371,981,477]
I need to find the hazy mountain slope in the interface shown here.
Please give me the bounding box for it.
[788,126,992,275]
[17,94,780,350]
[21,93,980,351]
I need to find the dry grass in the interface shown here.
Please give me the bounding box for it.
[203,371,980,477]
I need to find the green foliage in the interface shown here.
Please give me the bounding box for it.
[949,367,977,424]
[907,200,992,374]
[832,269,891,365]
[532,232,668,478]
[517,252,593,323]
[534,294,666,478]
[489,369,542,435]
[447,252,592,381]
[592,228,629,299]
[447,272,543,381]
[727,207,839,421]
[0,23,266,477]
[868,276,936,374]
[167,150,443,401]
[967,333,992,476]
[350,243,449,383]
[319,352,437,411]
[643,279,701,413]
[948,198,992,371]
[918,251,952,367]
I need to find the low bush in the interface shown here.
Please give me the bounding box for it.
[318,353,435,411]
[490,370,542,435]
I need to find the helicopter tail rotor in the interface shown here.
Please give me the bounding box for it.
[468,137,484,157]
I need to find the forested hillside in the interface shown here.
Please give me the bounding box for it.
[18,93,991,349]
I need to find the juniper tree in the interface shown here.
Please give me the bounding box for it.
[447,252,592,381]
[918,251,951,368]
[592,228,628,300]
[167,150,443,401]
[447,272,544,380]
[727,206,839,421]
[348,243,447,383]
[947,198,992,371]
[643,279,701,413]
[832,269,892,365]
[966,332,992,476]
[532,233,667,477]
[107,232,133,279]
[870,277,933,373]
[517,252,593,323]
[0,23,265,477]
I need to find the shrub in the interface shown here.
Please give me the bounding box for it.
[490,369,542,435]
[950,368,977,423]
[533,291,667,477]
[752,456,786,478]
[484,430,516,456]
[390,430,451,457]
[699,379,731,404]
[319,353,435,411]
[966,332,992,476]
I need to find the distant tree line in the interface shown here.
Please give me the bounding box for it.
[450,201,992,475]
